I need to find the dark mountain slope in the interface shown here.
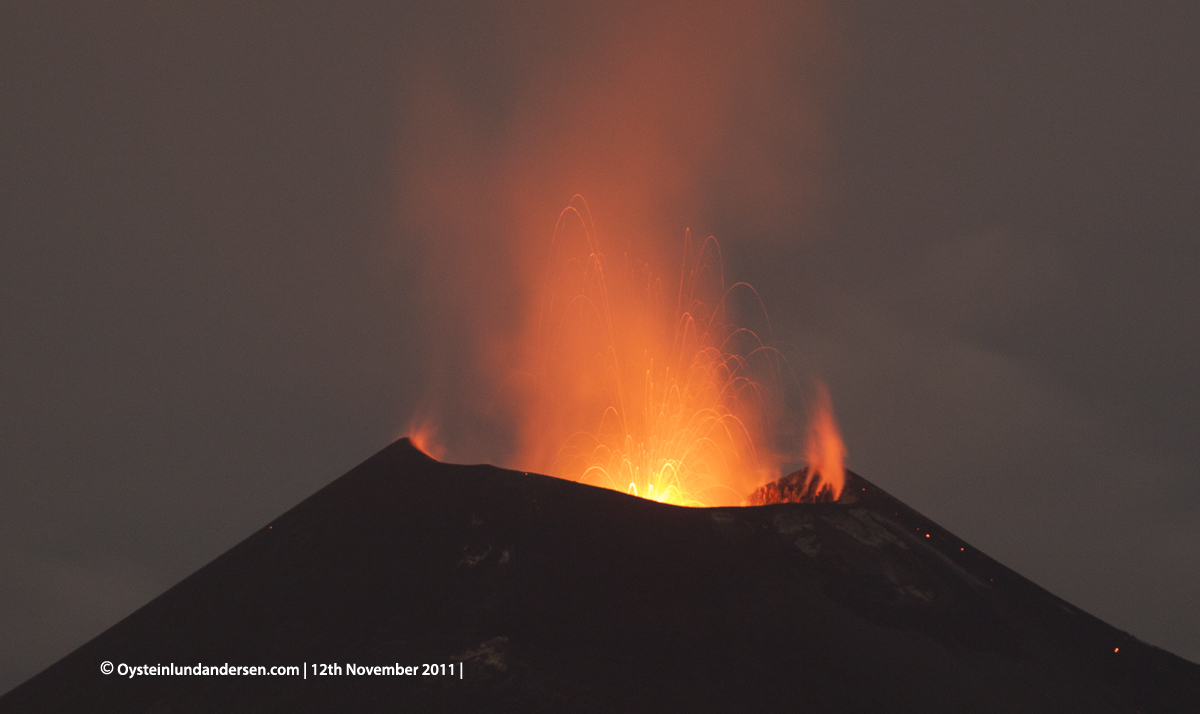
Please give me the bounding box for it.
[3,438,1197,712]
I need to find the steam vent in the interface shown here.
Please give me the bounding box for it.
[4,439,1198,713]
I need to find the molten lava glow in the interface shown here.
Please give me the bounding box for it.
[801,381,846,501]
[514,196,808,507]
[407,415,446,461]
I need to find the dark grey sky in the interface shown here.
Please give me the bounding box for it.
[2,1,1197,694]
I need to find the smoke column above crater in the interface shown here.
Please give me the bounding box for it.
[394,1,843,481]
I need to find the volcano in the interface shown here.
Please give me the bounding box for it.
[3,439,1198,712]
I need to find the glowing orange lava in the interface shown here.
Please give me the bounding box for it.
[407,414,446,461]
[404,196,848,507]
[507,196,839,507]
[802,381,846,501]
[745,385,846,505]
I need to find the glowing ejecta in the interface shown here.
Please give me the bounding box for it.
[803,381,846,501]
[407,414,446,461]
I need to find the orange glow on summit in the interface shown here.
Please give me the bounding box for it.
[407,414,446,461]
[802,381,846,501]
[506,196,844,507]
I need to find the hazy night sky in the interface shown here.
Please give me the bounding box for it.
[2,1,1197,694]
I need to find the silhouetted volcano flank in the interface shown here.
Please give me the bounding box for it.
[3,439,1197,712]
